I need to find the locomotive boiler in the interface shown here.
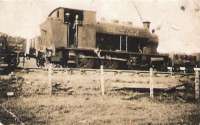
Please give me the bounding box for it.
[31,7,170,70]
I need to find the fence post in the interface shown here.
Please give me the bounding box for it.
[167,67,173,76]
[48,64,52,95]
[194,68,200,100]
[100,65,105,96]
[150,68,154,98]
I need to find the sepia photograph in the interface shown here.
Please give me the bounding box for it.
[0,0,200,124]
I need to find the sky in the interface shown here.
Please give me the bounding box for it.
[0,0,200,54]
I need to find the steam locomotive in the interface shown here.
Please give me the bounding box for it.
[29,7,171,71]
[1,7,199,72]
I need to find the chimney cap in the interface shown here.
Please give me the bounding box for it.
[142,21,151,30]
[142,21,151,24]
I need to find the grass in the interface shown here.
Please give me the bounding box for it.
[0,70,199,124]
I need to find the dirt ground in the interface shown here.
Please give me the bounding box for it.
[0,69,200,125]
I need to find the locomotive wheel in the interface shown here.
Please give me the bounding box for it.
[86,59,94,69]
[93,59,101,69]
[110,61,119,69]
[77,58,94,69]
[103,60,119,69]
[160,63,167,72]
[77,58,87,68]
[103,60,111,69]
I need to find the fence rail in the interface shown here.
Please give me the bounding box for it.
[14,66,200,101]
[16,67,196,76]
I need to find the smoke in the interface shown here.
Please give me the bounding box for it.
[0,0,200,54]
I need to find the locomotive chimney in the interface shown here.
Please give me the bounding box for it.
[142,21,151,30]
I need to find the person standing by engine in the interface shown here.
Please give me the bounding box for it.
[65,13,70,47]
[73,14,79,48]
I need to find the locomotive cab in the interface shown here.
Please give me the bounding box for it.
[40,7,96,50]
[40,7,97,66]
